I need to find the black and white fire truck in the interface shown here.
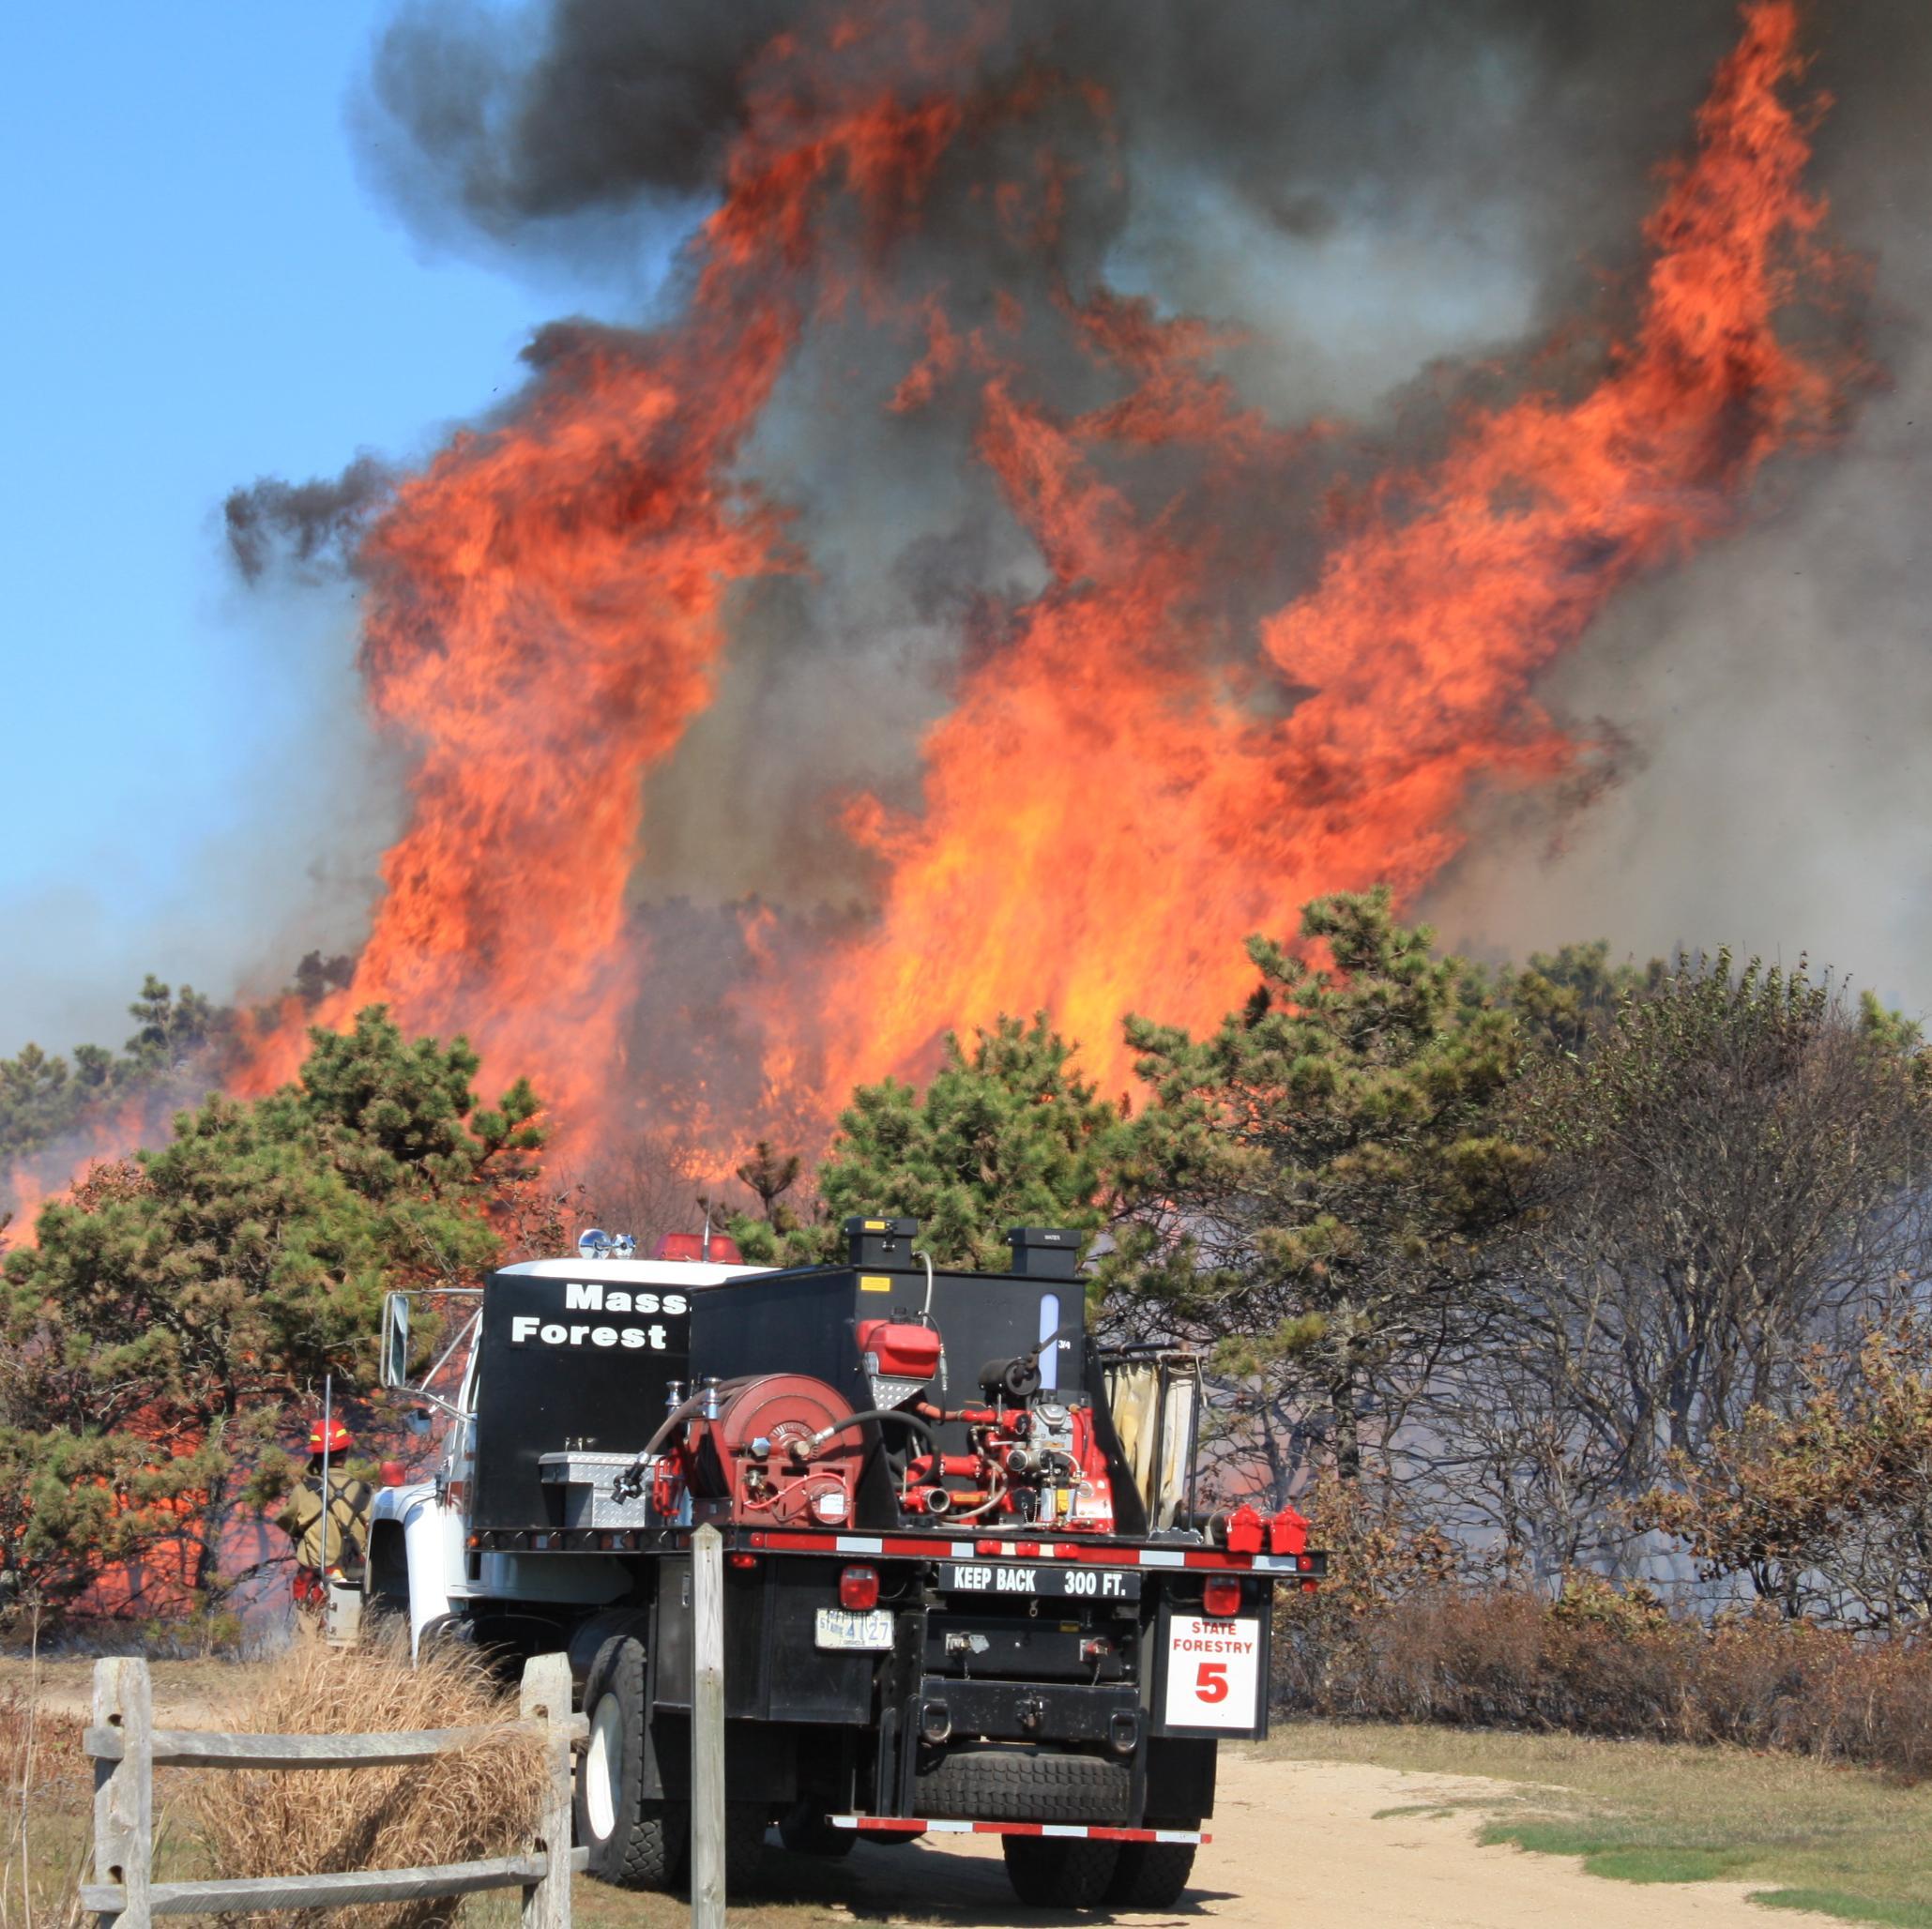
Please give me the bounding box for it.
[367,1218,1323,1910]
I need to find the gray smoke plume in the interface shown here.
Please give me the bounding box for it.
[224,455,393,584]
[1422,0,1932,1015]
[343,0,1932,1029]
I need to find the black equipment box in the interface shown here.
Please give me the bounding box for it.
[692,1260,1088,1409]
[467,1238,1138,1536]
[470,1266,692,1531]
[841,1216,921,1268]
[1006,1225,1084,1280]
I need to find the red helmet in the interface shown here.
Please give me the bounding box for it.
[309,1419,353,1454]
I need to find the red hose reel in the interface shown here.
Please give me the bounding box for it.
[681,1375,865,1529]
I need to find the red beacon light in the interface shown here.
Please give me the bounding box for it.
[651,1230,746,1265]
[1268,1504,1310,1557]
[1210,1503,1266,1557]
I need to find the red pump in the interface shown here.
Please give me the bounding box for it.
[899,1394,1116,1532]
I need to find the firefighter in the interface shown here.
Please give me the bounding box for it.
[277,1417,373,1608]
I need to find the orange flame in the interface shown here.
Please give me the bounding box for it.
[786,0,1845,1107]
[16,3,1852,1213]
[230,8,1007,1151]
[2,1093,156,1250]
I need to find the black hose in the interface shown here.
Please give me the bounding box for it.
[794,1408,939,1462]
[611,1376,760,1499]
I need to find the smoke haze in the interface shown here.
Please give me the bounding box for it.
[1422,0,1932,1010]
[23,2,1925,1164]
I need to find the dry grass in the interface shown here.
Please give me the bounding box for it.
[0,1685,90,1929]
[1276,1586,1932,1779]
[189,1628,546,1929]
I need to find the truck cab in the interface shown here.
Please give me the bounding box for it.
[366,1242,768,1658]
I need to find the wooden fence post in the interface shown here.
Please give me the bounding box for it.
[80,1652,586,1924]
[690,1525,726,1929]
[519,1652,575,1929]
[91,1658,152,1929]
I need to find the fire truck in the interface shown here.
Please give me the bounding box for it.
[367,1219,1322,1910]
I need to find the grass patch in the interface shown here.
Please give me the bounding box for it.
[1752,1893,1932,1927]
[1261,1720,1932,1925]
[1481,1819,1750,1884]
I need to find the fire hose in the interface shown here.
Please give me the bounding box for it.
[788,1408,938,1462]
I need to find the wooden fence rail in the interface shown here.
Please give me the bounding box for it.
[81,1651,588,1929]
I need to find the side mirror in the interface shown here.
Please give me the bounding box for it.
[380,1292,411,1390]
[407,1407,434,1437]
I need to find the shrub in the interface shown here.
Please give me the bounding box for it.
[190,1628,547,1929]
[1274,1583,1932,1780]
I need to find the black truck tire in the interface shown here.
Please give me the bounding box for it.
[778,1804,857,1859]
[575,1635,689,1891]
[1104,1839,1197,1907]
[724,1803,771,1889]
[917,1747,1132,1824]
[1002,1835,1120,1907]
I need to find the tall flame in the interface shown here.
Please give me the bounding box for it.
[16,0,1846,1215]
[789,0,1841,1106]
[232,8,1003,1147]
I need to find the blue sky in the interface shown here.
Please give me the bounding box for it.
[0,7,638,1055]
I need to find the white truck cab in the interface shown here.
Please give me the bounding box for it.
[367,1247,768,1655]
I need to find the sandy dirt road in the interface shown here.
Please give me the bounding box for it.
[751,1753,1840,1926]
[17,1666,1838,1924]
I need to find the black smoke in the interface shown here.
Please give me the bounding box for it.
[222,0,1932,1074]
[224,454,392,584]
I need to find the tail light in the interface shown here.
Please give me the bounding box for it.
[1201,1576,1242,1619]
[840,1565,880,1610]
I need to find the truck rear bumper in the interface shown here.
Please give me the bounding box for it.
[829,1816,1209,1844]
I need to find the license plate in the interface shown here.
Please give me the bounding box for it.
[941,1561,1140,1601]
[814,1607,895,1651]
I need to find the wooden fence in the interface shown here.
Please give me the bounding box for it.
[81,1651,588,1927]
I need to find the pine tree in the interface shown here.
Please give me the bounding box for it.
[1112,889,1531,1485]
[753,1015,1125,1271]
[0,1009,544,1619]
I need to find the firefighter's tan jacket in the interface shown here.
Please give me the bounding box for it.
[277,1472,373,1573]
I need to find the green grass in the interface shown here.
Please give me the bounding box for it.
[1753,1895,1932,1927]
[1262,1719,1932,1926]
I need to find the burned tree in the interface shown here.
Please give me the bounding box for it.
[1459,957,1932,1578]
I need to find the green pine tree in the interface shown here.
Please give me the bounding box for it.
[1111,889,1533,1483]
[0,1008,543,1620]
[740,1014,1125,1272]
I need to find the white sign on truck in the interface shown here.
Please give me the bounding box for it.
[1162,1615,1263,1730]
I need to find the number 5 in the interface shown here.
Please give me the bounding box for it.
[1195,1662,1228,1703]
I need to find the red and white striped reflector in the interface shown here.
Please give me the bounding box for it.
[827,1816,1209,1844]
[750,1528,1311,1575]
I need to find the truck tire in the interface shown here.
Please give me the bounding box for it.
[778,1804,856,1859]
[917,1747,1132,1824]
[1105,1839,1197,1907]
[724,1803,770,1890]
[575,1635,688,1891]
[1002,1835,1120,1907]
